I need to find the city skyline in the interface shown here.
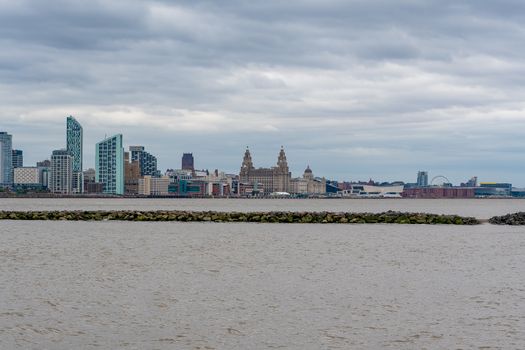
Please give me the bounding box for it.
[1,1,525,185]
[0,119,521,187]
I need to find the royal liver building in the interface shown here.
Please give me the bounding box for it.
[239,147,291,194]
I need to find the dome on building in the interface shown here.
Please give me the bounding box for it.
[304,165,312,174]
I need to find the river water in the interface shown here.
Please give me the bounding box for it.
[1,199,525,349]
[2,197,525,219]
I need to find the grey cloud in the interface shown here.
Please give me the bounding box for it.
[1,0,525,185]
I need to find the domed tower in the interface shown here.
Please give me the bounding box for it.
[276,146,289,172]
[303,165,313,180]
[240,147,254,176]
[273,146,291,192]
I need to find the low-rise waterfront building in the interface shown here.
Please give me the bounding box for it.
[290,166,326,195]
[13,167,40,185]
[138,176,170,196]
[403,187,474,198]
[340,184,404,198]
[475,183,512,197]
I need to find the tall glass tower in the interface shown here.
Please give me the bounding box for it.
[417,171,429,187]
[96,134,124,195]
[0,132,13,185]
[66,116,83,193]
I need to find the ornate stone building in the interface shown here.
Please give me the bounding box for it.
[290,165,326,195]
[239,147,291,195]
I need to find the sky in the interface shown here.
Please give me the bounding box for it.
[1,0,525,185]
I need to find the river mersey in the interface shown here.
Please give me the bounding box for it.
[1,198,525,349]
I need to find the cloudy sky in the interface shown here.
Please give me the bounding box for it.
[1,0,525,185]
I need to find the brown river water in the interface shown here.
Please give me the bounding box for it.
[1,199,525,349]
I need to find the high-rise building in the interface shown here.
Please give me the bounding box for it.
[417,171,429,187]
[50,149,73,194]
[67,116,83,193]
[12,149,23,168]
[0,132,13,185]
[96,134,124,195]
[36,159,51,188]
[129,146,159,176]
[124,151,140,194]
[239,146,292,195]
[37,159,51,168]
[182,153,194,171]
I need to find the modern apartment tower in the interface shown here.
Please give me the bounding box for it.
[50,149,73,194]
[417,171,429,187]
[96,134,124,195]
[182,153,194,171]
[67,116,83,193]
[0,132,13,185]
[12,149,23,168]
[129,146,159,176]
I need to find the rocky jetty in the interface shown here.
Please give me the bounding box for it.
[0,210,480,225]
[489,212,525,225]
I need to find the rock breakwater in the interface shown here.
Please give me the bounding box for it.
[489,212,525,225]
[0,210,480,224]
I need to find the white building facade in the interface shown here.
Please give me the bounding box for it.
[13,167,40,185]
[50,149,73,194]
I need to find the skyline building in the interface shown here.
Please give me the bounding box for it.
[239,146,292,194]
[37,159,51,168]
[182,153,194,171]
[13,167,40,186]
[290,166,326,195]
[67,116,83,193]
[12,149,23,168]
[129,145,159,177]
[417,171,429,187]
[124,151,140,194]
[0,132,13,185]
[96,134,124,195]
[50,149,73,194]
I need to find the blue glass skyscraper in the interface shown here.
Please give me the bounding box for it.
[67,116,83,193]
[0,132,13,186]
[96,134,124,195]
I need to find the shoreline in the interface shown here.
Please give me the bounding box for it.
[0,194,522,200]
